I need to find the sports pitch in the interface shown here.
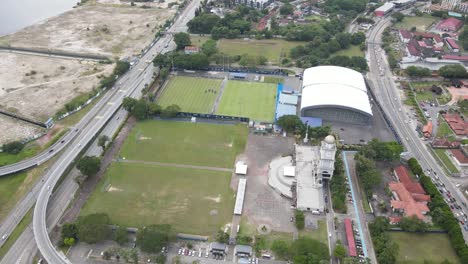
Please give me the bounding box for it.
[120,120,248,167]
[81,162,234,235]
[157,76,222,113]
[216,80,277,122]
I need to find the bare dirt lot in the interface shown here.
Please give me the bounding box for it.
[0,116,44,144]
[0,0,177,58]
[0,52,113,121]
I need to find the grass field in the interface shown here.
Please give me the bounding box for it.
[216,80,277,122]
[81,162,234,235]
[190,35,211,47]
[218,39,305,64]
[394,15,438,31]
[334,45,365,57]
[389,232,459,264]
[0,144,38,167]
[120,120,248,168]
[157,76,223,113]
[437,119,455,139]
[434,149,459,174]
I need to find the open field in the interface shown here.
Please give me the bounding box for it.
[81,162,234,235]
[437,119,456,139]
[190,35,211,47]
[120,120,248,167]
[434,149,459,174]
[157,76,223,113]
[0,1,176,58]
[0,53,113,121]
[0,116,44,145]
[389,232,459,264]
[216,81,277,122]
[217,39,305,64]
[334,45,365,57]
[394,15,438,31]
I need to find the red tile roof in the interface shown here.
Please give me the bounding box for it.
[407,39,421,56]
[451,149,468,165]
[394,166,426,195]
[442,55,468,61]
[344,218,357,257]
[389,182,430,220]
[399,29,412,39]
[431,137,461,148]
[437,17,463,31]
[423,122,433,137]
[184,46,199,52]
[413,32,443,44]
[446,38,460,49]
[444,113,468,135]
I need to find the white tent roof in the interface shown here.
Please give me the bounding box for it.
[283,166,296,177]
[234,178,246,215]
[235,161,248,175]
[300,66,373,117]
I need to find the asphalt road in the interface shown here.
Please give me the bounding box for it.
[32,1,201,263]
[367,16,468,241]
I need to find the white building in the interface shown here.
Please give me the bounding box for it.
[234,0,272,9]
[300,66,373,125]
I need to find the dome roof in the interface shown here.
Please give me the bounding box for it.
[324,135,335,144]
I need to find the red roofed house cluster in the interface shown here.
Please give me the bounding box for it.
[399,30,444,58]
[436,17,463,32]
[443,113,468,136]
[389,166,431,222]
[450,149,468,168]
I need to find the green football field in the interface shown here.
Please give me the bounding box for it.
[119,120,248,168]
[389,232,460,264]
[216,80,277,122]
[81,162,234,235]
[157,76,223,113]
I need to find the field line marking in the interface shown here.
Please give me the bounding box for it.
[117,159,232,172]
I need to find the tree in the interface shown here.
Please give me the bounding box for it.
[132,99,149,120]
[161,104,181,118]
[280,4,294,16]
[276,115,302,133]
[239,54,258,68]
[155,254,167,264]
[392,12,405,22]
[406,66,431,77]
[351,32,366,45]
[97,135,109,152]
[201,39,218,57]
[148,103,162,116]
[333,241,346,260]
[439,64,467,78]
[115,226,128,245]
[295,210,305,230]
[62,223,78,240]
[216,230,229,243]
[137,224,173,253]
[63,237,76,246]
[399,216,429,232]
[188,13,221,34]
[174,32,191,50]
[77,213,112,243]
[335,33,352,49]
[2,141,24,154]
[122,97,138,112]
[271,240,290,259]
[76,156,101,178]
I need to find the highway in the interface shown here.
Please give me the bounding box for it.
[366,16,468,241]
[32,0,200,263]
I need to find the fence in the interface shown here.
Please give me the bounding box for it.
[177,112,249,123]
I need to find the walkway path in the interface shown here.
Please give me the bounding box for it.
[119,159,233,172]
[211,76,228,114]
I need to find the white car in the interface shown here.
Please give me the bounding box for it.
[205,250,209,258]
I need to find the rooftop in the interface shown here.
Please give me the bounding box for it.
[437,17,463,31]
[451,149,468,165]
[389,182,430,220]
[296,145,324,211]
[394,165,427,195]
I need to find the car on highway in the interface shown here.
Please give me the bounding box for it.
[1,234,8,240]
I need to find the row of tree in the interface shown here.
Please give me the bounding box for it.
[62,213,173,254]
[358,138,404,162]
[330,150,347,213]
[122,97,180,120]
[405,66,431,77]
[369,217,399,264]
[275,115,331,140]
[408,158,468,262]
[270,237,330,263]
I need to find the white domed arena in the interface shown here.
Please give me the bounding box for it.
[300,66,373,125]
